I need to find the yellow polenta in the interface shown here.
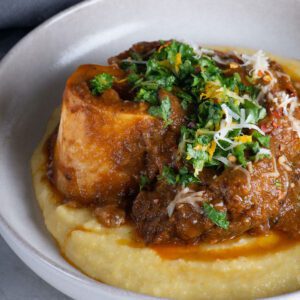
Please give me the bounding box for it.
[31,51,300,300]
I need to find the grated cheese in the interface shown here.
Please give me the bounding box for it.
[255,147,271,162]
[211,55,233,65]
[194,47,215,58]
[214,104,265,151]
[255,71,277,105]
[277,92,297,116]
[214,156,232,167]
[221,103,240,120]
[272,91,300,137]
[219,88,247,104]
[167,188,206,217]
[241,50,270,79]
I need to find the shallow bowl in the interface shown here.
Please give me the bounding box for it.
[0,0,300,299]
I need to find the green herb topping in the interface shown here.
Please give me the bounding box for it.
[120,40,271,177]
[203,202,229,229]
[159,166,199,187]
[148,97,173,127]
[90,73,114,95]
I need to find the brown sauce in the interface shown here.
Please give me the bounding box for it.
[118,233,300,261]
[45,164,300,262]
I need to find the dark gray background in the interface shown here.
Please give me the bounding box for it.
[0,0,82,59]
[0,1,83,299]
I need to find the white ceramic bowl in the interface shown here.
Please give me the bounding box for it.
[0,0,300,299]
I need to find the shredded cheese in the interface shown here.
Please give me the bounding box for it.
[167,188,206,217]
[214,103,265,151]
[194,47,215,58]
[221,103,240,120]
[272,91,300,137]
[254,147,271,163]
[214,156,232,167]
[203,82,250,104]
[241,50,270,79]
[277,92,297,115]
[219,88,247,104]
[211,55,233,65]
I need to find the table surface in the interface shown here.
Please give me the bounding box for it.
[0,235,70,300]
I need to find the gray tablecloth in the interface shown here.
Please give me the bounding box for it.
[0,0,82,59]
[0,2,83,299]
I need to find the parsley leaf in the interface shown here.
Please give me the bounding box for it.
[136,88,158,105]
[175,90,194,110]
[244,100,267,124]
[161,98,173,126]
[186,144,210,175]
[159,166,199,186]
[90,73,114,95]
[203,202,229,229]
[178,166,200,186]
[233,144,247,167]
[159,166,177,185]
[252,131,270,148]
[148,97,173,127]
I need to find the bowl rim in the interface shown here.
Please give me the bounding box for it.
[0,0,299,299]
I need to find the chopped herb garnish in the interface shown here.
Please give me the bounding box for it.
[159,166,199,187]
[159,166,177,185]
[203,202,229,229]
[139,175,150,191]
[119,40,271,177]
[252,131,270,148]
[233,144,247,167]
[90,73,114,95]
[148,97,173,127]
[178,166,200,186]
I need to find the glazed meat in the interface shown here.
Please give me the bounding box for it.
[132,59,300,244]
[52,64,152,205]
[51,63,184,216]
[50,40,300,243]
